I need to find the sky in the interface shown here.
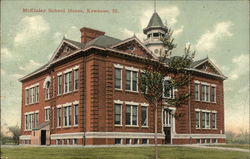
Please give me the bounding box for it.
[1,0,249,134]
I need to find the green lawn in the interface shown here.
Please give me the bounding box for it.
[0,146,248,159]
[208,144,250,150]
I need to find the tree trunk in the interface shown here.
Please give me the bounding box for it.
[154,102,159,159]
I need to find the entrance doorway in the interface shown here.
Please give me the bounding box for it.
[164,127,171,144]
[41,130,46,145]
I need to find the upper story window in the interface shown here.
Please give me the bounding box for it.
[126,105,138,126]
[57,107,61,127]
[163,79,174,99]
[74,104,78,126]
[201,84,209,102]
[63,105,72,127]
[202,112,210,129]
[211,86,216,103]
[25,84,39,105]
[212,112,217,129]
[45,107,50,121]
[114,104,122,125]
[45,81,50,100]
[115,68,122,90]
[195,111,200,128]
[74,69,79,90]
[194,83,200,101]
[58,75,62,95]
[125,70,138,92]
[141,106,148,127]
[64,72,72,93]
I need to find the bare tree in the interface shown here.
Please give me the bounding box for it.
[139,28,195,159]
[8,125,20,145]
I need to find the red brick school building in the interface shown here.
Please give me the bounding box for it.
[19,11,226,145]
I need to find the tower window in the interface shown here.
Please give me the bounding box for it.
[153,33,159,37]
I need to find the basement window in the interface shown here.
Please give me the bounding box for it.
[115,138,122,144]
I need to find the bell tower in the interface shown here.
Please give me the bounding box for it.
[143,12,168,57]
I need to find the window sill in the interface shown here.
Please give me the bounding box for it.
[125,125,139,127]
[125,90,139,94]
[63,126,72,128]
[57,126,62,129]
[195,127,201,129]
[25,102,39,106]
[24,130,32,131]
[142,126,149,128]
[114,124,123,127]
[73,125,78,127]
[115,89,123,91]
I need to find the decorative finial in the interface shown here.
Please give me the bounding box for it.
[154,0,156,12]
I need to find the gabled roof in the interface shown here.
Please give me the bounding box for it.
[110,35,158,59]
[84,35,121,48]
[143,12,168,34]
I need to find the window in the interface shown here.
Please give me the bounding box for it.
[201,85,205,101]
[125,70,138,92]
[57,108,61,127]
[202,112,205,128]
[45,82,50,100]
[35,86,39,102]
[134,139,139,144]
[45,108,50,121]
[196,139,201,144]
[142,139,148,144]
[115,68,122,90]
[163,80,174,98]
[212,139,218,143]
[115,138,121,144]
[29,88,32,103]
[31,88,35,103]
[205,85,209,102]
[35,113,39,128]
[25,113,37,130]
[25,89,29,105]
[153,33,159,37]
[69,72,72,92]
[58,75,62,95]
[64,72,72,93]
[125,139,131,144]
[73,139,77,145]
[141,106,148,127]
[212,113,216,128]
[195,112,200,128]
[64,106,72,126]
[211,86,216,102]
[126,105,138,126]
[74,104,78,126]
[163,109,172,126]
[74,70,79,90]
[206,112,210,128]
[114,104,122,125]
[195,83,200,101]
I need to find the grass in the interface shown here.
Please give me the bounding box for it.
[1,146,249,159]
[208,144,250,150]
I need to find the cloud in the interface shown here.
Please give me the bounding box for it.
[11,73,24,80]
[19,59,42,72]
[228,54,249,80]
[120,28,144,41]
[1,48,12,58]
[172,25,184,37]
[1,69,6,76]
[14,16,49,46]
[53,32,63,44]
[196,21,233,52]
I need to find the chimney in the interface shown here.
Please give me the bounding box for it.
[80,27,105,44]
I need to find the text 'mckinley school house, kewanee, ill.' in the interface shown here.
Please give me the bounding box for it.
[19,11,227,145]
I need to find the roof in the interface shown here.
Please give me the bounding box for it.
[143,12,168,34]
[32,121,50,131]
[85,35,121,48]
[64,38,85,49]
[189,57,208,68]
